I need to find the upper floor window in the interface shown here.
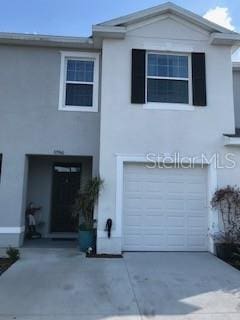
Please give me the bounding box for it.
[147,53,190,104]
[66,60,94,107]
[59,52,99,112]
[132,49,207,109]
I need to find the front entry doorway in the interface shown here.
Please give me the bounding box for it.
[51,163,81,233]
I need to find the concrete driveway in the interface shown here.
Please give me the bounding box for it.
[0,249,240,320]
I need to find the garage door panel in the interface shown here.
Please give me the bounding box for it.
[166,182,185,193]
[124,180,141,192]
[125,216,165,227]
[166,228,188,235]
[126,181,165,192]
[167,235,185,247]
[126,175,164,184]
[186,199,206,210]
[144,198,164,209]
[143,235,166,247]
[185,182,206,193]
[141,226,165,234]
[124,216,142,227]
[188,216,207,228]
[166,199,185,210]
[142,182,165,192]
[167,216,185,227]
[123,164,208,252]
[124,235,143,246]
[165,176,185,184]
[165,193,186,200]
[188,231,206,238]
[187,235,207,248]
[145,209,164,216]
[143,216,165,226]
[124,230,142,238]
[124,198,142,210]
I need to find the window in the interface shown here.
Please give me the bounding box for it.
[66,60,94,107]
[54,164,81,173]
[147,53,190,104]
[59,52,99,112]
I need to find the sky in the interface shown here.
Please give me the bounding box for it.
[0,0,240,58]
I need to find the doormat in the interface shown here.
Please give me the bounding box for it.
[86,253,123,258]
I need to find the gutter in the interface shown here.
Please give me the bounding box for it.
[0,32,98,49]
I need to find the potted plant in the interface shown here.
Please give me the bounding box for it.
[211,186,240,261]
[73,176,104,252]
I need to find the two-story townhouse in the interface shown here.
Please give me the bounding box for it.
[96,2,240,254]
[0,36,101,245]
[0,2,240,254]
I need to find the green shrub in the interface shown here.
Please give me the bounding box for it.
[73,176,104,230]
[6,247,20,261]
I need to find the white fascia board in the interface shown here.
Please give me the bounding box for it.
[0,32,95,49]
[210,33,240,46]
[232,62,240,70]
[224,136,240,146]
[92,25,126,39]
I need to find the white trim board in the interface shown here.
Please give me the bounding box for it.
[98,154,218,253]
[0,227,25,234]
[224,136,240,146]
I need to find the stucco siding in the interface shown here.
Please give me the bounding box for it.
[97,16,236,253]
[126,15,209,41]
[0,45,100,246]
[0,45,100,156]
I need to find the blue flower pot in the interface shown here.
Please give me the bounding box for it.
[78,229,95,252]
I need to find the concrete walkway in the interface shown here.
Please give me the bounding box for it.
[0,250,240,319]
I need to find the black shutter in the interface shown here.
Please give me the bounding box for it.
[192,53,207,106]
[131,49,146,104]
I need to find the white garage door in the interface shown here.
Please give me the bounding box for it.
[123,163,208,251]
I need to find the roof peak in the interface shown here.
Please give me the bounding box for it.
[98,1,237,35]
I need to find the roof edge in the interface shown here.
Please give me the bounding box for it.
[0,32,97,49]
[98,2,237,35]
[210,33,240,46]
[92,25,126,39]
[233,62,240,69]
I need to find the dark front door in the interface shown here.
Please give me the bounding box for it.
[51,164,81,233]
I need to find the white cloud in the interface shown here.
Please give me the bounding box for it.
[203,7,235,31]
[203,7,240,61]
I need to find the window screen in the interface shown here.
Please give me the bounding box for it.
[65,59,94,107]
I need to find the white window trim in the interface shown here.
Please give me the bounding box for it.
[58,51,99,112]
[145,51,193,111]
